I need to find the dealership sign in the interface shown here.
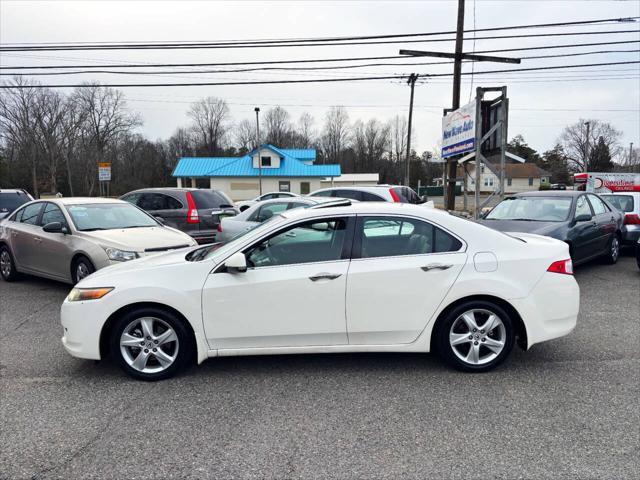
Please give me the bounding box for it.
[441,101,476,158]
[98,162,111,181]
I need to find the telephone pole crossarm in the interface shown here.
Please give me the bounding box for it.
[399,49,521,64]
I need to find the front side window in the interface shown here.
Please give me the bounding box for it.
[310,190,333,197]
[120,193,142,205]
[251,202,290,223]
[245,217,348,268]
[575,195,593,218]
[587,194,608,215]
[41,203,66,226]
[66,203,159,231]
[18,203,43,225]
[357,216,462,259]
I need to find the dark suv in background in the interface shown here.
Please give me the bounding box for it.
[121,188,238,244]
[0,189,34,220]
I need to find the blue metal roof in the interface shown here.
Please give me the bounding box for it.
[172,148,339,178]
[280,149,316,161]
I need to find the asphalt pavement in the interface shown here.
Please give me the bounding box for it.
[1,253,639,479]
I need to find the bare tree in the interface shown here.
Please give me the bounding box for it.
[33,89,67,193]
[187,96,229,156]
[389,115,408,164]
[560,119,622,172]
[262,106,291,146]
[320,106,350,164]
[234,118,256,152]
[296,112,315,148]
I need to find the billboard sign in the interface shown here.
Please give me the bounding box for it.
[441,100,476,158]
[574,172,640,192]
[98,162,111,181]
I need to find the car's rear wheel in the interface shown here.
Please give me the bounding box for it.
[71,255,95,284]
[110,307,192,381]
[436,301,515,372]
[0,245,19,281]
[604,234,620,265]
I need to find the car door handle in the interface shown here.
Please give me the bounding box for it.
[421,263,453,271]
[309,273,342,281]
[33,236,42,242]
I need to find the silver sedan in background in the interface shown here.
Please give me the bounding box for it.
[0,197,196,284]
[216,197,349,242]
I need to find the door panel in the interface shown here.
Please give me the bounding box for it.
[202,261,349,349]
[32,203,73,279]
[570,195,599,261]
[346,253,466,344]
[10,203,43,271]
[587,194,616,253]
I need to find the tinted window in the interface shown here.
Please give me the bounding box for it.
[138,193,168,211]
[18,203,42,225]
[190,190,234,209]
[575,196,592,218]
[392,187,422,204]
[0,191,31,214]
[41,203,66,226]
[361,191,386,202]
[333,189,362,201]
[600,195,634,213]
[255,202,289,222]
[358,216,461,258]
[310,190,333,197]
[587,194,608,215]
[245,217,348,267]
[486,196,572,222]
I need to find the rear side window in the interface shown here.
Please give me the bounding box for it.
[190,190,234,209]
[392,187,422,204]
[310,190,333,197]
[333,189,362,201]
[357,216,462,258]
[360,191,386,202]
[0,191,31,214]
[601,195,634,212]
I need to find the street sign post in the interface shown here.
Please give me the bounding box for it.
[98,162,111,196]
[441,100,476,159]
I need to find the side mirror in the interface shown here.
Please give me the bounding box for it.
[574,213,592,223]
[43,221,68,234]
[224,251,247,273]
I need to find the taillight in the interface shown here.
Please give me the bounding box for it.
[389,188,400,202]
[185,192,200,224]
[216,222,222,232]
[624,213,640,225]
[547,259,573,275]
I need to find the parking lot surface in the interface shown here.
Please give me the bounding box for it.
[1,254,639,480]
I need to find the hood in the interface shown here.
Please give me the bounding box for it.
[478,219,563,237]
[78,226,194,252]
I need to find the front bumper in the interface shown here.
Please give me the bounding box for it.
[510,272,580,349]
[60,298,107,360]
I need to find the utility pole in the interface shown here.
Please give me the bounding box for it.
[629,142,634,166]
[405,73,418,187]
[584,121,590,172]
[445,0,466,211]
[255,107,262,195]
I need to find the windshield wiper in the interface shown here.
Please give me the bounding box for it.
[120,225,155,229]
[79,227,106,231]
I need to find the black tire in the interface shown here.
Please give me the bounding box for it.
[71,255,95,284]
[435,300,515,373]
[604,234,620,265]
[0,245,19,282]
[110,306,193,381]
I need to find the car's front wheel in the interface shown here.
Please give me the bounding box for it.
[0,245,19,282]
[71,255,95,284]
[436,301,515,372]
[110,307,193,381]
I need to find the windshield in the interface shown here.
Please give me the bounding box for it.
[486,196,573,222]
[67,203,159,231]
[0,192,31,213]
[600,195,634,213]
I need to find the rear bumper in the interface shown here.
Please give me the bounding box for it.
[190,230,218,244]
[622,225,640,244]
[511,272,580,349]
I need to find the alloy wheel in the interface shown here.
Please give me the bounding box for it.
[449,309,506,366]
[76,262,91,281]
[611,237,619,262]
[120,317,179,374]
[0,250,12,278]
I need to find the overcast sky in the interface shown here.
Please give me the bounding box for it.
[1,0,639,157]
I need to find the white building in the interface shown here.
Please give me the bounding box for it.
[459,163,551,193]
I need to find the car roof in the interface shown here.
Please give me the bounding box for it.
[279,200,447,220]
[46,197,129,205]
[512,190,583,197]
[124,187,198,194]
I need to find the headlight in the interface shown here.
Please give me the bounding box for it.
[67,287,114,302]
[104,247,138,262]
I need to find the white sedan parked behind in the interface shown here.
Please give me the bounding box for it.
[61,202,579,380]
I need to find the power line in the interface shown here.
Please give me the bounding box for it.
[1,29,638,51]
[2,40,638,71]
[1,60,637,88]
[2,17,636,49]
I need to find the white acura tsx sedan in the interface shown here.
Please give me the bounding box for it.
[61,202,579,380]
